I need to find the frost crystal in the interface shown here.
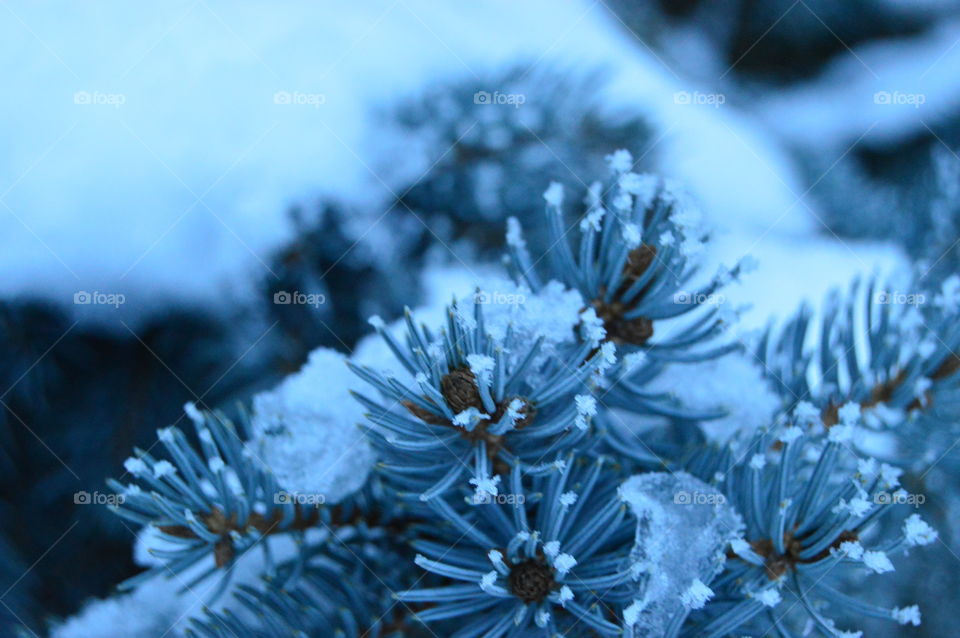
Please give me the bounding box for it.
[559,491,578,507]
[605,148,633,172]
[621,222,642,248]
[580,207,604,232]
[183,401,204,426]
[598,342,617,371]
[579,307,607,347]
[879,463,902,488]
[838,402,861,425]
[535,609,550,627]
[934,274,960,311]
[619,472,742,636]
[679,579,713,609]
[903,514,937,546]
[863,550,894,574]
[123,457,148,476]
[612,191,633,211]
[543,181,564,207]
[793,401,820,425]
[619,173,657,201]
[453,407,489,429]
[892,605,921,626]
[469,472,500,498]
[834,492,872,518]
[553,553,577,576]
[781,426,803,443]
[730,538,752,559]
[248,347,374,504]
[838,540,864,560]
[505,216,525,248]
[466,354,495,382]
[584,180,602,207]
[574,394,597,430]
[754,588,782,607]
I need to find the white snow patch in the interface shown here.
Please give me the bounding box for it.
[52,531,316,638]
[639,351,783,444]
[248,347,373,503]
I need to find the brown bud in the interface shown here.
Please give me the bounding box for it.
[508,559,556,603]
[608,316,654,345]
[213,537,235,568]
[441,367,484,413]
[622,244,657,287]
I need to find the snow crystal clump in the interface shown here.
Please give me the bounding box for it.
[351,269,585,396]
[476,278,584,359]
[248,347,374,503]
[619,472,742,637]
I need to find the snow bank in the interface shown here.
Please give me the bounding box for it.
[759,19,960,147]
[51,530,315,638]
[248,347,373,503]
[712,233,909,331]
[1,0,837,322]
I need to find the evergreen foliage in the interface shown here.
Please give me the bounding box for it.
[74,156,949,637]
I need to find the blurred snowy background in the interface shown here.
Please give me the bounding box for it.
[1,1,959,635]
